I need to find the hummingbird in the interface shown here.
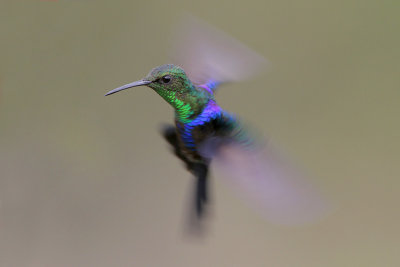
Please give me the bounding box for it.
[105,64,252,220]
[104,16,329,227]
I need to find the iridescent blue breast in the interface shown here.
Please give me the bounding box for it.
[176,100,223,154]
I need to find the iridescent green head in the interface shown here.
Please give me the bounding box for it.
[105,64,191,95]
[145,64,194,94]
[106,64,211,123]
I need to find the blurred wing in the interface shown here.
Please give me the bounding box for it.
[201,139,331,225]
[170,15,268,89]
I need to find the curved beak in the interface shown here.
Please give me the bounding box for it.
[105,80,151,96]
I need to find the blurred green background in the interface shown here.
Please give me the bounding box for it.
[1,1,399,266]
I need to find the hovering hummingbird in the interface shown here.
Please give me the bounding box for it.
[105,63,253,220]
[105,16,329,227]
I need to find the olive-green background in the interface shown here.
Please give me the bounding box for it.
[1,1,399,266]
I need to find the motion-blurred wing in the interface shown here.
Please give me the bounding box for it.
[201,138,331,225]
[170,15,267,90]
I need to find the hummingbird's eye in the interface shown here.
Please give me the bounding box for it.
[161,75,171,84]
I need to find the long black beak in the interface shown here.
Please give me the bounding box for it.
[105,80,151,96]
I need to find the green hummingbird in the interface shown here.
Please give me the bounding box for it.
[105,63,250,219]
[104,16,329,227]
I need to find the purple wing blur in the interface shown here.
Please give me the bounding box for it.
[210,141,331,225]
[170,15,268,87]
